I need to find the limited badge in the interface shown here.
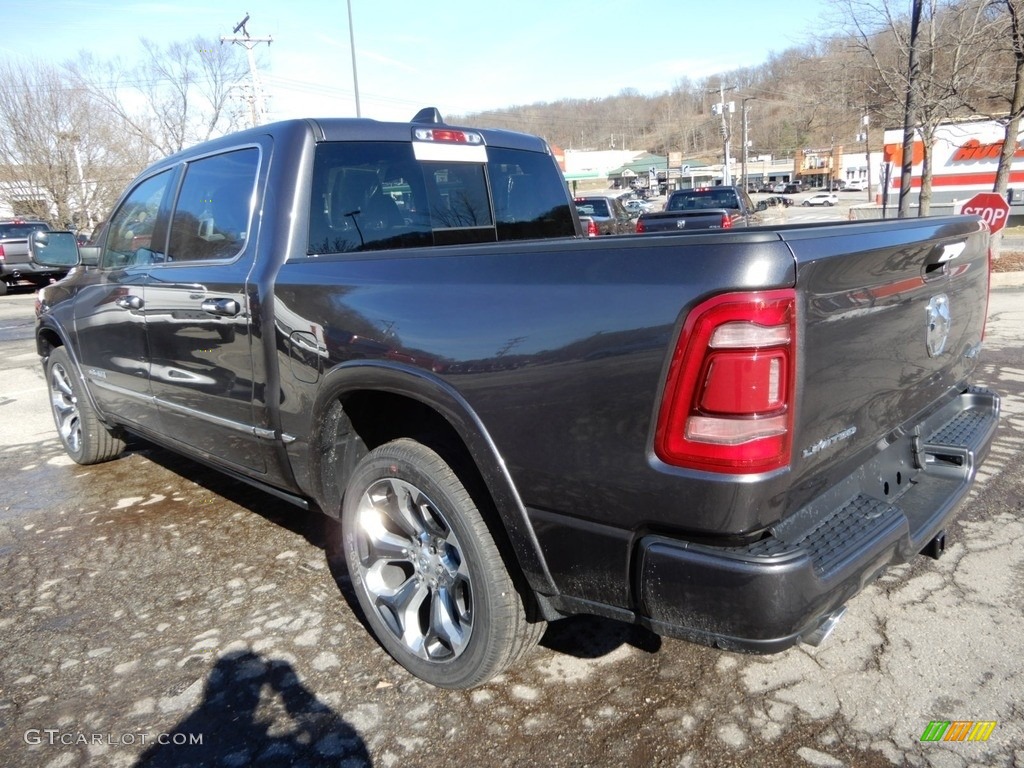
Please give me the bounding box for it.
[926,294,951,357]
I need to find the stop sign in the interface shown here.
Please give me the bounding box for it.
[961,192,1011,234]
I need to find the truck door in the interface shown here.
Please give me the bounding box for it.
[71,169,177,432]
[145,147,269,474]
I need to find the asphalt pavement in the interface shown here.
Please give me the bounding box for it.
[1,276,1023,767]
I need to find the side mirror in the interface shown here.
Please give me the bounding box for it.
[79,246,100,267]
[28,230,81,268]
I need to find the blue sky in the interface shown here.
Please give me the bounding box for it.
[2,0,835,122]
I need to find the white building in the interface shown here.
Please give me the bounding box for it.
[881,118,1022,212]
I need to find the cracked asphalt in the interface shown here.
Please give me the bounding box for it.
[1,282,1022,768]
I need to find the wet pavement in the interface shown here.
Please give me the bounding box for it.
[1,285,1023,768]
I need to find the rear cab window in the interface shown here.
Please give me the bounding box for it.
[0,222,49,238]
[307,135,575,255]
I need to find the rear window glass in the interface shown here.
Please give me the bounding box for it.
[307,141,574,254]
[576,199,610,217]
[0,223,49,238]
[668,191,741,210]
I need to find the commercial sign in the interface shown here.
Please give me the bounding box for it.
[882,119,1024,195]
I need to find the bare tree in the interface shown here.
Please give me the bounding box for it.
[989,0,1024,197]
[0,57,144,230]
[70,36,249,158]
[833,0,997,216]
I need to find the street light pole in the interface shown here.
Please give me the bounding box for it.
[347,0,361,117]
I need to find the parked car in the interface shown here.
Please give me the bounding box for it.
[843,180,867,192]
[574,196,633,235]
[623,199,653,216]
[803,192,839,207]
[783,183,801,194]
[761,195,795,208]
[635,186,765,232]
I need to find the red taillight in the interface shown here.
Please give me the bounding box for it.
[721,213,733,229]
[635,218,645,233]
[587,219,599,237]
[0,244,5,258]
[655,289,797,473]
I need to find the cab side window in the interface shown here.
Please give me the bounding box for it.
[167,148,259,263]
[101,170,174,269]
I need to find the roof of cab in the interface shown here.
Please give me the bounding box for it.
[151,111,552,169]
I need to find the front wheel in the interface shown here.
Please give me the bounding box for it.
[340,438,545,688]
[46,347,125,464]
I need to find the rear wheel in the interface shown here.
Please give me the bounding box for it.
[340,438,544,688]
[46,347,125,464]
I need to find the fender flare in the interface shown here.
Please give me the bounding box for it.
[307,359,558,599]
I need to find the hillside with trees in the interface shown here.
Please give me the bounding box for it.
[455,0,1017,179]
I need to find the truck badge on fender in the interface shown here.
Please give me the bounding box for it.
[926,294,951,357]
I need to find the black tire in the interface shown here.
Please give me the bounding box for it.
[46,346,125,464]
[340,438,545,688]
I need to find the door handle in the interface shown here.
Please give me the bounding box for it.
[201,298,241,317]
[114,295,144,310]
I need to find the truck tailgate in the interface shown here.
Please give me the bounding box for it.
[783,216,992,516]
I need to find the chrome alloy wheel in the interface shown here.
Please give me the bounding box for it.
[352,476,473,661]
[49,361,82,454]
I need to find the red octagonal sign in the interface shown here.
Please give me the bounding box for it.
[961,192,1011,234]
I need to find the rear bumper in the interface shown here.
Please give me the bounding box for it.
[1,261,66,282]
[636,387,1000,652]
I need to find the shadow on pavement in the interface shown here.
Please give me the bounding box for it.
[135,650,372,767]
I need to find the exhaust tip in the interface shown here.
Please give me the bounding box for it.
[800,605,847,648]
[921,530,947,560]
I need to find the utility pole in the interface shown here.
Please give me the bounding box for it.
[221,14,273,127]
[741,97,756,192]
[710,84,736,185]
[856,113,872,202]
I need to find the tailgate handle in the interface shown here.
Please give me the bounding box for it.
[201,298,240,316]
[924,241,966,277]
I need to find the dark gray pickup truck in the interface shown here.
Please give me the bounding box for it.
[636,186,767,232]
[31,111,999,688]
